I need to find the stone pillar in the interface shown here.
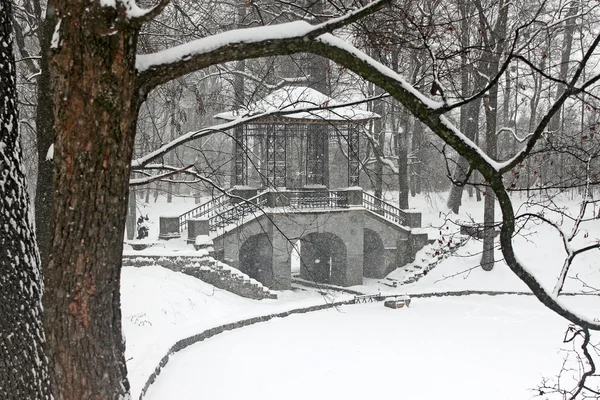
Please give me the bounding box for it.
[233,125,246,186]
[404,210,422,228]
[345,187,363,206]
[159,216,181,240]
[348,124,360,187]
[344,248,363,286]
[343,211,364,286]
[266,190,290,207]
[187,218,209,244]
[271,228,292,290]
[230,186,259,203]
[397,238,412,265]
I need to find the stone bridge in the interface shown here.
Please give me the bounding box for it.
[162,188,429,290]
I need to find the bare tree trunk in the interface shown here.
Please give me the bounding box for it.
[447,0,475,213]
[372,95,384,199]
[475,130,482,202]
[480,0,509,271]
[481,94,498,271]
[410,121,423,197]
[126,188,136,240]
[397,127,409,209]
[167,113,175,203]
[34,8,56,269]
[546,1,579,184]
[1,2,51,397]
[447,98,481,212]
[45,2,140,397]
[395,107,410,209]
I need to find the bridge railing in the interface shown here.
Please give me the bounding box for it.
[179,193,230,229]
[179,188,409,234]
[208,191,269,231]
[287,189,348,208]
[362,191,408,226]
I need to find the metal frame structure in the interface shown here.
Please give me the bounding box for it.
[233,118,365,189]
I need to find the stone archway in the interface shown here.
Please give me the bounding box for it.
[300,232,347,286]
[363,228,384,278]
[239,233,273,286]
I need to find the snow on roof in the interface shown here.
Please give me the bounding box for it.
[214,86,379,122]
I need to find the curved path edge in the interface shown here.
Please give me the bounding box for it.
[138,289,595,398]
[138,299,354,399]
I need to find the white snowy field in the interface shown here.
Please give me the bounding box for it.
[122,191,600,399]
[121,266,351,397]
[143,296,589,400]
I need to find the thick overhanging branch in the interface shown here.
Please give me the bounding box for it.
[495,182,600,330]
[135,0,390,93]
[304,30,600,331]
[305,35,500,182]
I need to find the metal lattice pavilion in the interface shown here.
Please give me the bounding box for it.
[215,86,379,189]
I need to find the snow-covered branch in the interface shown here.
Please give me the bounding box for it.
[136,0,391,93]
[129,163,193,186]
[496,127,533,143]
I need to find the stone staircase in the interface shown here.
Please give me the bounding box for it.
[122,254,277,300]
[382,233,469,287]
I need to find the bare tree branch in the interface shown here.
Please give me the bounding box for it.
[136,0,391,93]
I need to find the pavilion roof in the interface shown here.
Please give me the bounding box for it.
[214,86,379,123]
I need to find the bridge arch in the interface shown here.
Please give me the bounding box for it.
[299,232,347,286]
[239,233,273,286]
[363,228,384,278]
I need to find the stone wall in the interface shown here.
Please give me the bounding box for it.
[122,255,277,300]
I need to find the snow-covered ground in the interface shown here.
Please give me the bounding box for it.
[122,191,600,399]
[143,296,578,400]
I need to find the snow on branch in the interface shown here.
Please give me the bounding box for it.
[304,34,505,177]
[129,164,192,185]
[135,0,391,92]
[496,127,533,143]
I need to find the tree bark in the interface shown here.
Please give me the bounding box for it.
[372,94,385,199]
[126,188,136,240]
[546,1,579,185]
[34,7,57,269]
[480,0,509,271]
[0,2,51,397]
[397,121,409,209]
[447,98,481,212]
[45,1,140,398]
[410,121,423,197]
[446,0,474,213]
